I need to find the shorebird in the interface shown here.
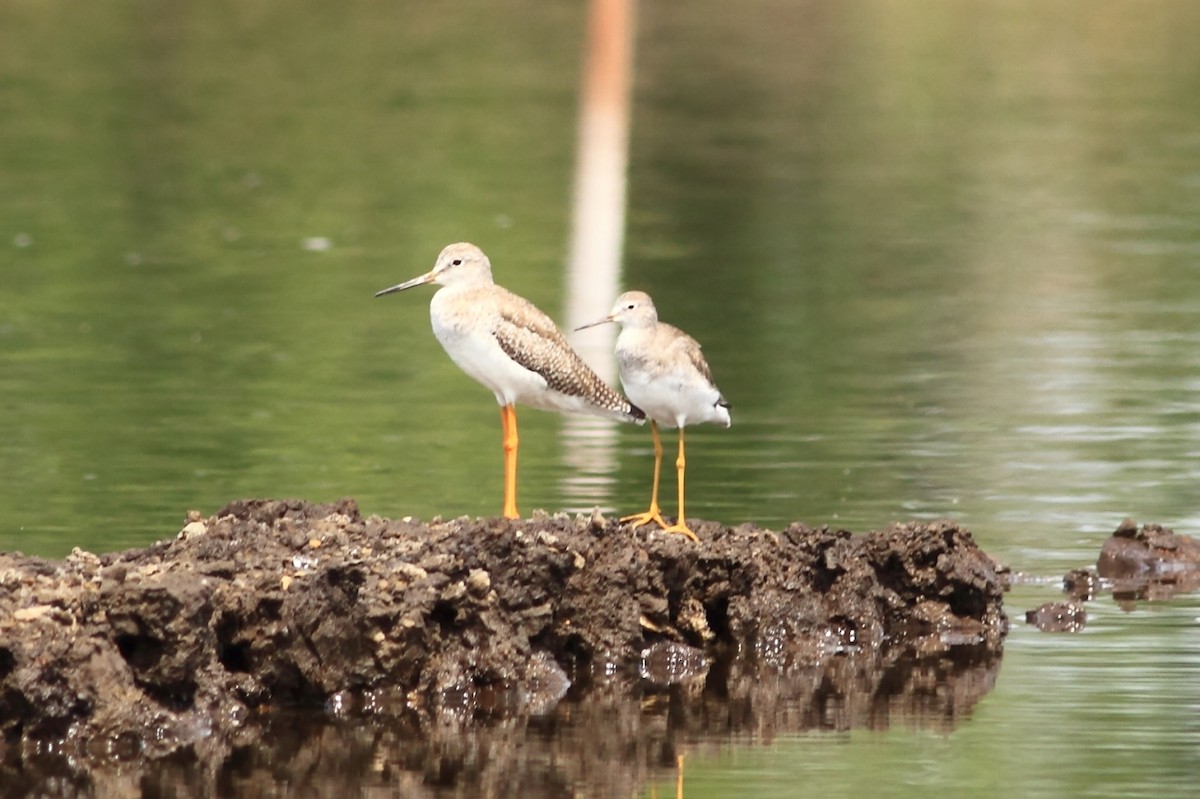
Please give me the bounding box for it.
[577,290,731,542]
[375,243,644,520]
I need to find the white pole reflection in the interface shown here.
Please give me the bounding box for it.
[561,0,636,513]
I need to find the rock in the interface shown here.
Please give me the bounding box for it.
[465,568,491,598]
[1096,520,1200,601]
[12,605,54,622]
[1113,517,1139,537]
[179,521,207,540]
[1025,602,1087,632]
[1062,568,1099,600]
[1098,521,1200,576]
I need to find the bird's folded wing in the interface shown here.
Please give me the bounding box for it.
[494,307,607,400]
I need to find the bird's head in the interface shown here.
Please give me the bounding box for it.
[575,290,658,331]
[375,242,493,297]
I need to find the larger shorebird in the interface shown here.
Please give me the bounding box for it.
[578,290,731,541]
[375,243,644,519]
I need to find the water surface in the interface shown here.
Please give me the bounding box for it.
[3,0,1200,796]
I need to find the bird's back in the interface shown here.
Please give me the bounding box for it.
[617,321,730,429]
[432,283,642,423]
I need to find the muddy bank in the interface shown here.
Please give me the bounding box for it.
[0,499,1007,768]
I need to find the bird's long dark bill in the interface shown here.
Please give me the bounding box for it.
[375,273,434,297]
[573,316,613,332]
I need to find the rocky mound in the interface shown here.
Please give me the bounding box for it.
[0,499,1007,763]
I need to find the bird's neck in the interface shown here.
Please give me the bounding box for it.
[616,323,654,348]
[438,274,495,293]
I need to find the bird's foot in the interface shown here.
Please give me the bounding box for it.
[658,522,700,543]
[620,508,669,529]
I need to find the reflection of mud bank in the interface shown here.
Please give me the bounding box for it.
[5,644,1001,798]
[1,499,1007,774]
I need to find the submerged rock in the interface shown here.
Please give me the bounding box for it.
[1062,568,1100,601]
[1025,602,1087,633]
[1096,518,1200,601]
[1098,518,1200,576]
[0,499,1007,763]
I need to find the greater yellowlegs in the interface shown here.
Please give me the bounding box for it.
[375,243,644,520]
[577,290,731,541]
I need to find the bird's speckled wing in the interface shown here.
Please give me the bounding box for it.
[493,293,643,420]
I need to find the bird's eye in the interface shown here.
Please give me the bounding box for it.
[626,304,635,310]
[451,259,462,266]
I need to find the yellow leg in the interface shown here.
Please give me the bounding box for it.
[660,428,699,542]
[500,404,519,519]
[621,421,669,529]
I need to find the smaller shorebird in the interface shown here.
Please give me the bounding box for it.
[375,243,644,520]
[577,290,731,541]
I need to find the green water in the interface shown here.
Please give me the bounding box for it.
[3,0,1200,795]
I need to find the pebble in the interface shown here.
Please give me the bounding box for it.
[100,564,127,584]
[466,569,491,598]
[395,563,428,582]
[14,605,53,622]
[180,521,207,540]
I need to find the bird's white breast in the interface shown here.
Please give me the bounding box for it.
[616,327,729,429]
[429,285,548,406]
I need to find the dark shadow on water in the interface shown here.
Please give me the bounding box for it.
[3,644,1000,798]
